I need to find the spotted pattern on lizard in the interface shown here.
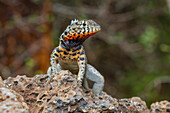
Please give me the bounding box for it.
[47,19,104,96]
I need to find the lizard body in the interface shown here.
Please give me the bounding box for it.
[47,19,104,96]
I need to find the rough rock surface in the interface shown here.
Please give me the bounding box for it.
[150,101,170,113]
[1,70,169,113]
[3,70,149,113]
[0,77,29,113]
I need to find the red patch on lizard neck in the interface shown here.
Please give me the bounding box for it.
[62,31,98,42]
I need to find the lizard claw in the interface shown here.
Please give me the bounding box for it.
[77,81,82,87]
[52,72,57,75]
[47,67,58,75]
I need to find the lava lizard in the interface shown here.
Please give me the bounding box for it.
[47,19,104,96]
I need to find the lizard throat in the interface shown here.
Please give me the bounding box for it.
[60,39,83,50]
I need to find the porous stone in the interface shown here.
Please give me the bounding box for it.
[151,100,170,113]
[2,71,151,112]
[0,76,29,113]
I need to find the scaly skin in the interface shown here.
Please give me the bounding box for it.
[47,19,104,96]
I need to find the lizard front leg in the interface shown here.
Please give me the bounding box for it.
[77,48,86,86]
[46,47,60,85]
[47,47,60,75]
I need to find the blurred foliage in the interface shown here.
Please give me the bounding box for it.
[139,26,158,53]
[0,0,169,106]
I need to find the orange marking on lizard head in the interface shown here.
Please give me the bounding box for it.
[60,19,101,43]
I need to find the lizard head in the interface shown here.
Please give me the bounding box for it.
[60,19,101,48]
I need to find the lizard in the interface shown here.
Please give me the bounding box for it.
[47,19,104,96]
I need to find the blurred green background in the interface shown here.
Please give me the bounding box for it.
[0,0,170,106]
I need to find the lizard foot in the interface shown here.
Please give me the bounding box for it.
[77,81,83,87]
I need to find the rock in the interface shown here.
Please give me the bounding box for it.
[2,70,150,113]
[118,97,150,113]
[2,70,169,113]
[0,76,29,113]
[151,101,170,113]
